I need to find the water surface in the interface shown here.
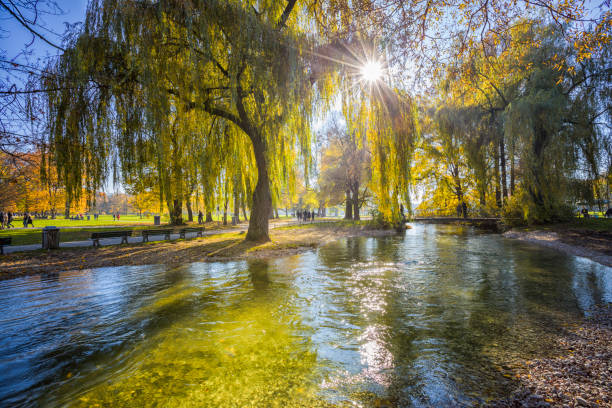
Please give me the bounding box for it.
[1,224,610,407]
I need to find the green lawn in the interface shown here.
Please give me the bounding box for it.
[8,214,160,228]
[0,218,235,246]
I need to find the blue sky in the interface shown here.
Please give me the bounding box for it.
[0,0,88,63]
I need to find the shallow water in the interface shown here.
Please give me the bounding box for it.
[0,224,610,407]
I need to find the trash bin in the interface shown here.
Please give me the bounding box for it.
[154,215,161,226]
[42,226,60,250]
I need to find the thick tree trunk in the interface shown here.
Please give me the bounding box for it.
[241,195,249,221]
[233,189,240,222]
[274,207,279,219]
[500,136,508,201]
[510,143,515,196]
[352,188,360,220]
[64,197,71,219]
[186,199,193,222]
[206,211,213,222]
[494,142,501,208]
[223,196,228,225]
[169,198,183,225]
[344,190,353,219]
[245,134,271,242]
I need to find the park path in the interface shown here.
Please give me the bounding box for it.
[2,219,329,254]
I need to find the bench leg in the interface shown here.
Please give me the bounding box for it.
[165,233,170,240]
[142,235,147,243]
[121,236,128,244]
[93,239,99,248]
[197,231,202,237]
[180,232,185,239]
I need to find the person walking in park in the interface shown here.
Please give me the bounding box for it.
[0,211,4,229]
[22,213,33,228]
[198,210,204,224]
[311,210,315,222]
[297,209,301,222]
[6,211,13,228]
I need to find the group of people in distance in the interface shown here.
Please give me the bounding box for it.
[0,211,14,229]
[0,211,35,229]
[581,208,612,218]
[296,209,316,222]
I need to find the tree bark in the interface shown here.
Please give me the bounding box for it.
[233,192,240,223]
[186,199,193,222]
[352,187,360,220]
[500,136,508,201]
[494,141,501,208]
[64,197,71,219]
[344,190,353,219]
[241,194,249,221]
[206,210,213,222]
[169,198,183,225]
[245,133,271,242]
[223,194,228,225]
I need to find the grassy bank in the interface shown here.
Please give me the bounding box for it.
[0,221,392,280]
[0,220,240,246]
[533,217,612,233]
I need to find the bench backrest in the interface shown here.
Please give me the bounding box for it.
[142,229,173,235]
[0,237,11,245]
[91,231,132,239]
[181,228,203,232]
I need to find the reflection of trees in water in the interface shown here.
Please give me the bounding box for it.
[313,227,599,405]
[248,259,271,291]
[314,235,413,402]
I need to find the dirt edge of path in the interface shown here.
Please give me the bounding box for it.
[503,230,612,267]
[0,223,397,281]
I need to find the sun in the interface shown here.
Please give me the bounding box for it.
[360,60,383,82]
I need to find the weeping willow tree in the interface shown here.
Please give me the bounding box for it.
[345,84,419,224]
[44,0,314,240]
[413,21,610,223]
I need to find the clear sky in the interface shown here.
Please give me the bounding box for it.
[0,0,88,63]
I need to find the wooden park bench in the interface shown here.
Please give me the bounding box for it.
[179,227,205,239]
[90,230,132,248]
[0,237,11,255]
[141,229,172,243]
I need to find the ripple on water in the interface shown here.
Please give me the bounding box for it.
[0,224,610,407]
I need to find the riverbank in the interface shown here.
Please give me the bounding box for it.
[0,222,395,280]
[488,305,612,408]
[503,228,612,267]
